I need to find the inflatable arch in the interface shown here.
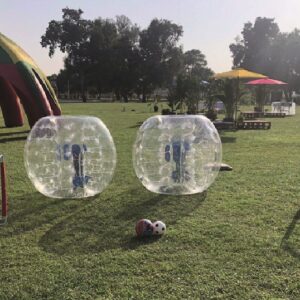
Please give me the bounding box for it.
[0,32,61,128]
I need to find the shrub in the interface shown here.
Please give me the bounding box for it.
[205,109,217,121]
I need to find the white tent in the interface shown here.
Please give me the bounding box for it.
[271,102,296,115]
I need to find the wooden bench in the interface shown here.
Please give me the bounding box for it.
[264,112,285,118]
[237,120,271,130]
[213,121,236,131]
[241,111,264,120]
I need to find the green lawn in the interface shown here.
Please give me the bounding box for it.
[1,103,300,299]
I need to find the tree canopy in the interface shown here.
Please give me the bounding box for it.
[42,8,212,103]
[230,17,300,100]
[42,10,300,111]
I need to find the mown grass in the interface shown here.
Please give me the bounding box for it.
[1,102,300,299]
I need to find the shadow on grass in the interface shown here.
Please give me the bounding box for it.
[0,129,29,143]
[0,130,29,137]
[220,136,237,144]
[128,121,143,129]
[281,208,300,258]
[0,192,95,237]
[0,136,28,143]
[39,189,206,255]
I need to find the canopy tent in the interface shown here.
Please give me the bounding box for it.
[245,78,288,112]
[0,32,61,127]
[214,68,267,80]
[245,78,287,85]
[213,68,267,120]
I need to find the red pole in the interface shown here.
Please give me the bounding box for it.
[1,161,7,218]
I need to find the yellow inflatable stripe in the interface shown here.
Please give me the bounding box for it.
[0,32,37,66]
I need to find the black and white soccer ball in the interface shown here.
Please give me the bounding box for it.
[152,221,166,235]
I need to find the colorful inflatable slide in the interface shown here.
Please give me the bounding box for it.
[0,32,61,127]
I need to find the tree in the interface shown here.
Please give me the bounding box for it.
[229,17,280,74]
[42,9,213,105]
[167,74,187,112]
[42,10,143,102]
[254,86,267,111]
[270,30,300,100]
[56,68,81,98]
[87,17,118,97]
[215,79,237,121]
[41,8,93,101]
[167,49,213,114]
[230,17,300,101]
[138,19,183,101]
[110,16,140,102]
[182,49,213,113]
[47,74,58,95]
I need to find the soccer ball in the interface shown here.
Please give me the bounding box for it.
[135,219,153,237]
[152,221,166,235]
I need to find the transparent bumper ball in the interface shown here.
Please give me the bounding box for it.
[133,115,222,195]
[24,116,116,198]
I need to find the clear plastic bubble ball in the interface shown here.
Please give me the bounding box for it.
[133,115,222,195]
[24,116,116,198]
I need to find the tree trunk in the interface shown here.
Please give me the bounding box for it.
[121,91,129,103]
[255,86,265,112]
[284,89,292,102]
[224,102,235,122]
[115,90,121,101]
[97,87,102,100]
[142,85,147,102]
[80,73,86,103]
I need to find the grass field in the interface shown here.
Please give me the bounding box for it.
[1,103,300,299]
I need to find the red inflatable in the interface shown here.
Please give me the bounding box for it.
[0,32,61,128]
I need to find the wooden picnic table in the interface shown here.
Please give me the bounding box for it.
[264,112,285,118]
[213,121,236,131]
[241,111,264,120]
[237,120,271,130]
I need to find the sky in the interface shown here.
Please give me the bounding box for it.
[1,0,300,76]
